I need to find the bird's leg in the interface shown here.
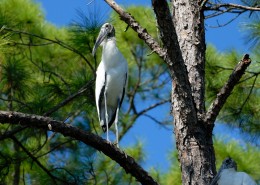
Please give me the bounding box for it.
[115,107,119,148]
[104,89,109,142]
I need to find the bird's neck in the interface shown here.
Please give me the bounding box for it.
[102,38,116,50]
[222,168,236,173]
[102,38,120,63]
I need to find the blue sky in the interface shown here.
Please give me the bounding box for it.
[36,0,251,52]
[35,0,252,172]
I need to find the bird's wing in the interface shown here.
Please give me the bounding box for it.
[95,65,107,122]
[105,72,127,130]
[210,171,221,185]
[235,172,257,185]
[118,72,128,109]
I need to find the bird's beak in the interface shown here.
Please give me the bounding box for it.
[92,27,108,56]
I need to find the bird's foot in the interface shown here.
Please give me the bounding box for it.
[112,142,119,148]
[122,150,128,159]
[105,139,112,145]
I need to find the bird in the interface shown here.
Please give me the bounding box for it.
[210,157,257,185]
[92,23,128,147]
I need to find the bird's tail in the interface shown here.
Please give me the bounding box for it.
[99,106,117,132]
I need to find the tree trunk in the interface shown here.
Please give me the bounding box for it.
[151,0,216,183]
[171,0,216,184]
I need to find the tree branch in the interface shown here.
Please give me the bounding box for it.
[103,0,166,59]
[0,110,158,185]
[43,79,94,116]
[152,0,183,66]
[205,54,252,125]
[206,3,260,12]
[0,126,28,141]
[151,0,197,124]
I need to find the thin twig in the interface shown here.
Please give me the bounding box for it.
[0,126,28,141]
[208,3,260,12]
[43,80,94,116]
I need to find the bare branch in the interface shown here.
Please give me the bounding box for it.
[0,110,158,185]
[143,114,171,130]
[136,99,170,117]
[204,2,260,25]
[205,12,244,27]
[205,54,252,125]
[206,3,260,12]
[120,98,170,140]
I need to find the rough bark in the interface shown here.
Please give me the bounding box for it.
[170,1,215,184]
[172,0,206,116]
[151,2,213,184]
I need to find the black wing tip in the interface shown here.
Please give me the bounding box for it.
[101,115,115,133]
[102,125,107,132]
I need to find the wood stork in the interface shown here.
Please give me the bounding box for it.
[92,23,128,146]
[210,157,257,185]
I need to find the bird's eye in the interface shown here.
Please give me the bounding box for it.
[226,159,231,164]
[105,24,109,28]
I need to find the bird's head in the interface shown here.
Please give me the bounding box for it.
[92,23,115,56]
[220,157,237,171]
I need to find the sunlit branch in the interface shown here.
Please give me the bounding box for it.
[205,54,252,125]
[208,64,260,84]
